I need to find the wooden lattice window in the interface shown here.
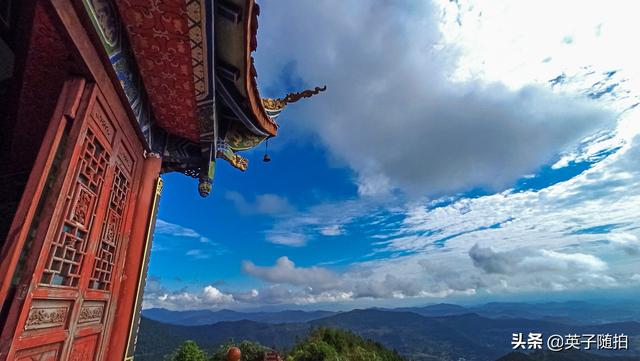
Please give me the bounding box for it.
[89,164,130,290]
[40,129,109,287]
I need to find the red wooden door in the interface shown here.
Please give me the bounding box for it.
[3,81,144,361]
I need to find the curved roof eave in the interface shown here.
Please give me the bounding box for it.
[243,0,278,137]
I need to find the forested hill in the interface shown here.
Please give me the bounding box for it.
[135,317,307,360]
[135,309,640,361]
[286,327,406,361]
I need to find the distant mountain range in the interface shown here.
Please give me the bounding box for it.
[383,300,640,325]
[136,306,640,361]
[142,300,640,326]
[142,307,335,326]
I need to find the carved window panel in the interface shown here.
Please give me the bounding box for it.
[23,299,71,333]
[89,163,130,290]
[41,129,110,287]
[78,300,106,325]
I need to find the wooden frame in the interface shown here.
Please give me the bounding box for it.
[123,176,163,361]
[0,1,161,360]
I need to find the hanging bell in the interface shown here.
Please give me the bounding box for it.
[263,138,271,162]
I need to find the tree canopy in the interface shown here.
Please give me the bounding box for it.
[286,327,405,361]
[166,327,404,361]
[168,340,208,361]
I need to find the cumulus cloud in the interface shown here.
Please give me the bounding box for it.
[256,0,615,197]
[608,233,640,255]
[242,256,339,289]
[143,278,356,309]
[225,191,293,215]
[143,283,235,310]
[233,285,354,306]
[466,247,616,292]
[359,137,640,295]
[240,256,477,302]
[203,286,234,303]
[467,244,514,274]
[469,244,607,274]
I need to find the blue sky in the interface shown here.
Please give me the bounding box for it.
[143,0,640,310]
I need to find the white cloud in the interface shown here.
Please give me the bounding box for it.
[185,249,210,259]
[226,191,293,215]
[526,250,608,272]
[265,232,308,247]
[469,244,607,274]
[319,225,344,236]
[231,134,640,304]
[256,0,615,197]
[143,279,356,309]
[608,233,640,255]
[203,286,234,303]
[155,219,214,244]
[233,284,356,306]
[365,136,640,296]
[155,219,200,238]
[440,0,640,94]
[144,285,235,310]
[154,219,226,254]
[240,256,477,302]
[242,256,339,289]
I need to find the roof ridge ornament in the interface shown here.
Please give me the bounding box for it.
[262,85,327,111]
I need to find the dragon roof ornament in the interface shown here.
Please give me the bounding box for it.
[262,85,327,112]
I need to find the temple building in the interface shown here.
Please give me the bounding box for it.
[0,0,322,359]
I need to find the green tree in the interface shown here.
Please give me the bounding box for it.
[287,339,339,361]
[286,327,405,361]
[169,340,208,361]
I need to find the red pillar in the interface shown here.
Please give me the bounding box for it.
[106,153,162,361]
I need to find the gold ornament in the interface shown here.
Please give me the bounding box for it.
[261,85,327,111]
